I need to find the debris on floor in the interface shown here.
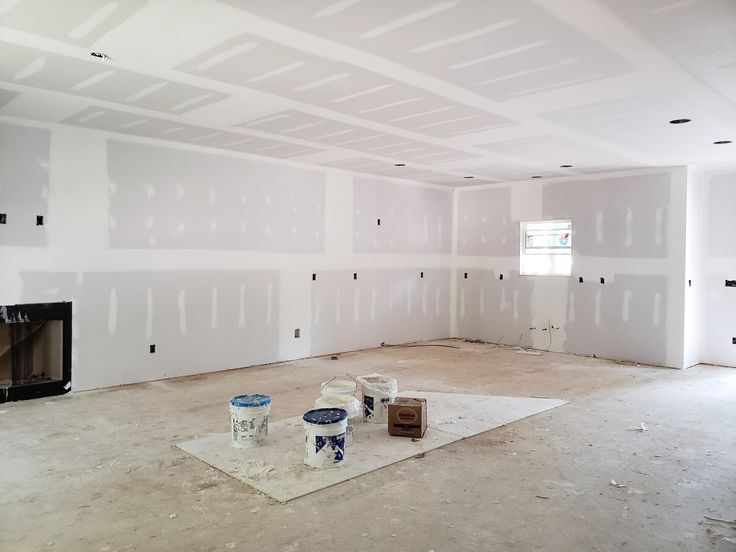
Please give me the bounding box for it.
[627,423,648,432]
[514,347,543,356]
[609,480,627,488]
[233,459,277,480]
[700,516,736,545]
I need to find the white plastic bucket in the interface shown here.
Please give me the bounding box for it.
[357,373,398,424]
[303,408,348,469]
[229,394,271,448]
[320,375,357,398]
[314,394,360,444]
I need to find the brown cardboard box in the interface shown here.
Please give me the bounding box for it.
[388,397,427,438]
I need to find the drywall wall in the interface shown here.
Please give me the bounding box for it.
[310,269,450,356]
[700,168,736,368]
[106,140,325,252]
[0,121,49,247]
[353,177,452,254]
[1,115,726,386]
[0,118,452,390]
[454,168,690,368]
[683,166,704,368]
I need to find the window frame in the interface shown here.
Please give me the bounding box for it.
[519,218,573,276]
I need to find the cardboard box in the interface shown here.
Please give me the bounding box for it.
[388,397,427,438]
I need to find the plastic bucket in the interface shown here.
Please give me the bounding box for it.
[303,408,348,469]
[320,375,357,398]
[229,394,271,448]
[356,374,398,424]
[314,394,360,444]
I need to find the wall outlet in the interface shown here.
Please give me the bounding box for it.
[0,213,6,224]
[726,280,736,287]
[294,328,300,338]
[732,337,736,345]
[149,344,156,353]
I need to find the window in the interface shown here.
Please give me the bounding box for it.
[520,219,572,276]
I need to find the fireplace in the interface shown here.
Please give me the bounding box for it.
[0,302,72,403]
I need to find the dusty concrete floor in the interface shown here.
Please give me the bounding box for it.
[1,340,735,552]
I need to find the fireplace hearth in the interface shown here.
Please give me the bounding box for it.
[0,302,72,402]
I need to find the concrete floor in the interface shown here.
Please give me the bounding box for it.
[1,340,735,552]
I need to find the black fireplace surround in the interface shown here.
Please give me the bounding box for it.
[0,301,72,403]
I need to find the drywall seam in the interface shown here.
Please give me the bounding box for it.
[0,114,451,193]
[449,187,460,336]
[456,166,685,192]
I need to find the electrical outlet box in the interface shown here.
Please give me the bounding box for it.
[726,280,736,287]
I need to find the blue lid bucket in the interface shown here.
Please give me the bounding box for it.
[303,408,348,425]
[230,394,272,408]
[303,408,348,469]
[229,394,271,448]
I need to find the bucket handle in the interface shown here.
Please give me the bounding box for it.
[320,373,357,392]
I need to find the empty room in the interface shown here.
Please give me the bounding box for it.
[1,1,735,550]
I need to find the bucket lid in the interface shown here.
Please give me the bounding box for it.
[303,408,348,425]
[320,375,357,394]
[315,395,360,416]
[230,394,272,408]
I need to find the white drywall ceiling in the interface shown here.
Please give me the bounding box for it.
[0,0,734,187]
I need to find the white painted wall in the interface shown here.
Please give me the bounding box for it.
[0,118,452,390]
[700,168,736,368]
[453,167,691,368]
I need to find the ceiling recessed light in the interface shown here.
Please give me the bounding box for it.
[713,140,732,145]
[531,175,543,179]
[463,176,474,179]
[394,163,405,167]
[669,118,691,125]
[560,164,573,168]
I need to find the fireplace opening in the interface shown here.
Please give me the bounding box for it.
[0,302,72,403]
